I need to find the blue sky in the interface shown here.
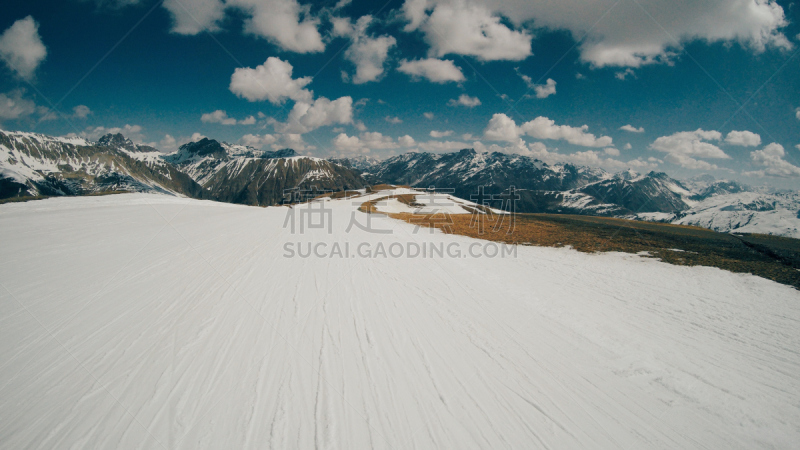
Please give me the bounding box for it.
[1,0,799,187]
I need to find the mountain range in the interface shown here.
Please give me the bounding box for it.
[1,130,798,237]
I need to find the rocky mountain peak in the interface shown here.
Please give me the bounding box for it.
[98,133,135,150]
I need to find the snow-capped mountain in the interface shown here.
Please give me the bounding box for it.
[0,130,205,199]
[165,138,366,206]
[341,149,689,214]
[637,190,800,238]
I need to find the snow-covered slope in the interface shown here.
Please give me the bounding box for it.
[1,193,798,448]
[668,191,800,238]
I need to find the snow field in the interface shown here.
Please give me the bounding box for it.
[0,193,798,449]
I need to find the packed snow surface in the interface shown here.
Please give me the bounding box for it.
[1,193,799,449]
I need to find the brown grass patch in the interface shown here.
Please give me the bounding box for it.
[360,204,800,289]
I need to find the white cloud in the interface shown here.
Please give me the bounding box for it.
[650,129,729,165]
[619,124,644,133]
[82,124,146,143]
[201,110,236,125]
[430,130,453,138]
[516,70,556,98]
[484,113,613,147]
[333,16,396,84]
[664,153,719,170]
[447,94,481,107]
[239,133,277,148]
[423,112,434,120]
[200,109,256,125]
[190,132,206,142]
[0,16,47,80]
[0,90,36,121]
[724,130,761,147]
[615,68,635,80]
[277,96,353,134]
[164,0,324,53]
[332,131,416,155]
[624,143,632,150]
[475,138,658,171]
[229,0,324,53]
[746,143,800,178]
[229,57,313,104]
[405,1,532,61]
[72,105,91,119]
[483,113,521,142]
[416,140,473,153]
[604,147,620,156]
[398,135,416,147]
[520,116,612,147]
[403,0,791,68]
[385,116,402,124]
[532,78,556,98]
[397,58,465,83]
[159,134,178,152]
[796,108,800,120]
[163,0,226,35]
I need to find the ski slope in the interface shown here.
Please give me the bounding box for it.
[1,193,798,449]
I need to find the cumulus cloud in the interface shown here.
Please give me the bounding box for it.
[230,0,324,53]
[0,90,37,121]
[239,133,277,148]
[423,112,434,120]
[159,134,178,152]
[474,138,657,171]
[201,110,236,125]
[724,130,761,147]
[746,143,800,178]
[615,68,636,80]
[403,0,791,68]
[663,153,720,170]
[532,78,556,98]
[277,96,353,134]
[72,105,91,119]
[397,58,465,83]
[518,71,556,98]
[163,0,226,35]
[619,124,644,133]
[430,130,453,138]
[332,131,416,155]
[483,113,521,142]
[649,129,729,168]
[624,143,632,150]
[398,135,416,147]
[0,16,47,80]
[200,109,256,125]
[603,147,620,156]
[333,16,396,84]
[229,57,313,104]
[484,113,613,147]
[416,140,473,153]
[520,116,613,147]
[796,107,800,120]
[447,94,481,107]
[405,1,532,61]
[82,124,146,143]
[385,116,402,124]
[164,0,324,53]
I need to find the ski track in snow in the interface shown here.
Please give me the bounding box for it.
[0,193,799,449]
